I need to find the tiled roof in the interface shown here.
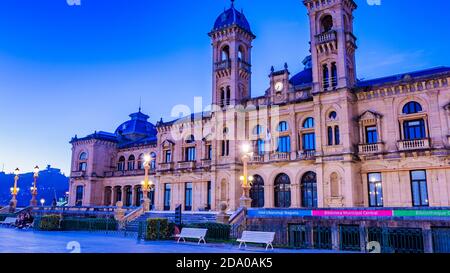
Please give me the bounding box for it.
[213,3,252,34]
[357,67,450,88]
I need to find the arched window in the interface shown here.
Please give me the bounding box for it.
[127,155,135,171]
[329,111,337,120]
[302,117,316,151]
[327,127,333,146]
[253,125,264,135]
[117,156,126,171]
[221,45,230,61]
[402,101,423,115]
[137,154,144,170]
[78,152,88,172]
[274,173,291,208]
[220,87,225,107]
[303,117,314,129]
[79,152,88,161]
[301,172,318,208]
[238,46,245,61]
[334,126,340,145]
[330,63,337,88]
[321,15,333,33]
[323,64,329,89]
[150,152,157,170]
[226,86,231,106]
[250,175,264,208]
[277,121,289,132]
[185,135,195,144]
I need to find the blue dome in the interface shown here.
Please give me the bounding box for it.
[115,111,157,141]
[213,3,252,33]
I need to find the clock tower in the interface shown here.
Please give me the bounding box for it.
[268,63,290,104]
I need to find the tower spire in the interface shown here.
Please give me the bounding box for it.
[231,0,235,7]
[139,97,142,112]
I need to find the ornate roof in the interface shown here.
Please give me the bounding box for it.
[213,1,252,34]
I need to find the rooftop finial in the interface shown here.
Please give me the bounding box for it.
[231,0,235,7]
[139,97,142,112]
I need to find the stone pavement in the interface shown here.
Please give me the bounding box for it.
[0,227,342,253]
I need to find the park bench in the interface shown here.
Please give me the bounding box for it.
[237,231,275,251]
[175,228,208,244]
[0,217,17,226]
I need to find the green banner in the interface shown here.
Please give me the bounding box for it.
[393,210,450,217]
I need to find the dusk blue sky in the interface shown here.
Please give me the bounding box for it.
[1,0,449,175]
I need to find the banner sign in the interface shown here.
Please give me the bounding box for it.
[247,209,312,218]
[312,210,393,217]
[393,210,450,217]
[247,209,450,218]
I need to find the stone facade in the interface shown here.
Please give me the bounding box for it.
[68,0,450,212]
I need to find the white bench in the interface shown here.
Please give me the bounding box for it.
[175,228,208,244]
[0,217,17,226]
[237,231,275,251]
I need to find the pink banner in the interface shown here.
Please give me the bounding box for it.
[312,210,393,217]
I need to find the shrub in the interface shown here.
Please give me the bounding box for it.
[188,222,231,241]
[38,215,61,231]
[62,218,118,231]
[145,218,170,240]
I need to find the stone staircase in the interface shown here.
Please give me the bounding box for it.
[125,211,218,232]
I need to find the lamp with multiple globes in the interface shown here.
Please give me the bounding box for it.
[239,143,254,208]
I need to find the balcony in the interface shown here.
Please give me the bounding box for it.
[346,32,357,46]
[159,162,174,172]
[177,161,196,171]
[71,171,86,178]
[238,59,251,73]
[269,152,290,162]
[251,154,265,163]
[315,30,337,45]
[214,60,231,71]
[359,143,384,154]
[201,159,212,168]
[297,150,316,160]
[398,139,430,151]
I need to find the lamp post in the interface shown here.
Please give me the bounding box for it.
[9,168,20,212]
[239,143,254,208]
[141,154,154,212]
[30,165,39,207]
[40,198,45,207]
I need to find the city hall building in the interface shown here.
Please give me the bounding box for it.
[69,0,450,212]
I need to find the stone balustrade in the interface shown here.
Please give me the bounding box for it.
[398,138,430,151]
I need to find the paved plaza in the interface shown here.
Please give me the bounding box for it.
[0,227,343,254]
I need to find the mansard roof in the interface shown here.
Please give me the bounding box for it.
[70,131,118,144]
[356,66,450,88]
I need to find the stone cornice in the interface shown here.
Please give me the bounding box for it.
[355,76,449,101]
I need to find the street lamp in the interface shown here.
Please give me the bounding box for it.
[40,198,45,207]
[30,165,39,207]
[141,154,154,212]
[239,143,254,208]
[9,168,20,212]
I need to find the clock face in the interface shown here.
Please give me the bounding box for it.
[275,81,284,92]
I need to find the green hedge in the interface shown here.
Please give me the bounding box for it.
[38,215,61,231]
[187,222,231,241]
[145,218,171,240]
[61,218,118,231]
